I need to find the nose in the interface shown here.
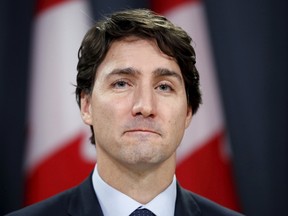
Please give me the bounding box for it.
[132,85,156,118]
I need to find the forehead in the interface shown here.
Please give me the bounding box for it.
[95,37,182,79]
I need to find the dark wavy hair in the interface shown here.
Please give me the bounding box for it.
[76,8,202,144]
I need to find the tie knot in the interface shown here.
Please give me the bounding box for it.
[129,208,155,216]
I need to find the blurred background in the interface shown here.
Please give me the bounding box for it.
[1,0,287,215]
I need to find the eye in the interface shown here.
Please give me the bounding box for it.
[156,83,173,92]
[112,80,131,89]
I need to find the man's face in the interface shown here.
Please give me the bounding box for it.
[81,37,192,170]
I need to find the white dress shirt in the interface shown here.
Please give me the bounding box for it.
[92,165,176,216]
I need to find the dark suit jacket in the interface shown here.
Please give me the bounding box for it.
[6,175,244,216]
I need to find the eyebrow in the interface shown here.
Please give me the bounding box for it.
[105,67,140,79]
[105,67,183,83]
[153,68,183,84]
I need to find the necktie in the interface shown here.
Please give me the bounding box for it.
[129,208,156,216]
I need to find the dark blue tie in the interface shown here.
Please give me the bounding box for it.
[129,208,156,216]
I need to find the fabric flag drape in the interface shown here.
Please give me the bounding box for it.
[25,0,95,205]
[151,0,241,211]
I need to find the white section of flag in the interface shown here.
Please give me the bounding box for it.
[168,2,226,162]
[26,0,94,172]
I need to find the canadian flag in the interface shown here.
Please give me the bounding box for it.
[25,0,95,205]
[152,0,240,211]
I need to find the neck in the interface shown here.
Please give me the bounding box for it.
[97,153,176,204]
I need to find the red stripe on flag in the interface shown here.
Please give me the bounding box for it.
[176,131,241,211]
[151,0,199,14]
[35,0,78,15]
[24,133,94,205]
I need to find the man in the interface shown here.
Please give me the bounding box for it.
[7,9,244,216]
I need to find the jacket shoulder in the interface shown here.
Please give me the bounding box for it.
[6,175,102,216]
[178,186,244,216]
[5,186,77,216]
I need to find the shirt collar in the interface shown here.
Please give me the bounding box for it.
[92,165,176,216]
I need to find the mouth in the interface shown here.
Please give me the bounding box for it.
[124,129,161,136]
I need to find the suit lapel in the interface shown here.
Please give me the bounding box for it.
[67,174,104,216]
[174,182,201,216]
[65,176,201,216]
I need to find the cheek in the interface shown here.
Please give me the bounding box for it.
[92,101,113,124]
[91,102,116,145]
[91,96,130,128]
[166,103,189,132]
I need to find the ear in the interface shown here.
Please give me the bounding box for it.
[80,92,93,125]
[185,105,193,129]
